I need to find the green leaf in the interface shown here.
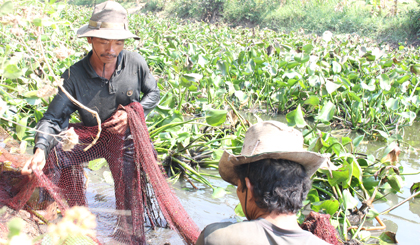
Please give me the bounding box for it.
[342,189,358,210]
[234,203,245,217]
[315,101,335,123]
[304,96,319,106]
[387,174,403,192]
[0,1,13,15]
[33,18,43,27]
[16,117,28,140]
[160,110,184,132]
[234,90,248,102]
[183,73,203,82]
[311,200,339,216]
[206,109,227,126]
[212,187,227,199]
[353,135,364,148]
[328,163,351,187]
[379,74,392,91]
[103,171,114,185]
[88,158,108,171]
[378,231,398,244]
[385,98,398,111]
[367,208,379,219]
[302,44,314,54]
[7,218,24,239]
[325,80,341,94]
[410,182,420,196]
[286,104,307,128]
[332,61,341,73]
[3,64,23,79]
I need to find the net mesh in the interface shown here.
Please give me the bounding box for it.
[0,102,200,244]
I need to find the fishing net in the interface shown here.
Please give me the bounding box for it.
[0,102,200,244]
[300,211,341,245]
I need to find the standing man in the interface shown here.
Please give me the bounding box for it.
[22,1,159,176]
[20,1,163,243]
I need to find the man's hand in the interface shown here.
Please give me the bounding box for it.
[103,109,128,134]
[21,148,46,175]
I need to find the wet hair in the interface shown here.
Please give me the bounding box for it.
[235,158,312,214]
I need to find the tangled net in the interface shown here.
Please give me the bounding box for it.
[0,102,200,244]
[301,211,341,245]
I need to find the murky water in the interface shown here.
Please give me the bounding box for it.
[86,113,420,244]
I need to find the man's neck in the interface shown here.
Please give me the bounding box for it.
[89,54,117,80]
[261,212,302,230]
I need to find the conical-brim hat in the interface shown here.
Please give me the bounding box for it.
[219,121,329,185]
[77,1,139,40]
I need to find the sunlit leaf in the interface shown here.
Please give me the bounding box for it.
[286,104,307,128]
[234,203,245,217]
[311,200,339,216]
[0,1,13,15]
[16,117,28,140]
[212,187,227,199]
[315,101,335,123]
[206,108,227,126]
[342,189,358,210]
[88,158,108,171]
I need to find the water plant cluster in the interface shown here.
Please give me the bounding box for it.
[0,0,419,244]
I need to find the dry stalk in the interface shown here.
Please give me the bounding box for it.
[36,29,101,151]
[57,84,101,151]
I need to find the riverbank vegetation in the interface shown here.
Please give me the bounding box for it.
[143,0,420,45]
[0,0,419,244]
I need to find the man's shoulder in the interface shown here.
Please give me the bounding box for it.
[199,220,266,245]
[198,219,332,245]
[61,57,86,81]
[121,50,147,64]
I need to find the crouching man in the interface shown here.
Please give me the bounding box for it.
[196,121,332,245]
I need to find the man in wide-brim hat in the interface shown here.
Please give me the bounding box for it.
[196,121,332,245]
[21,1,161,241]
[23,1,159,174]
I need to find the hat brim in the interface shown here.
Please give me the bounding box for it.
[218,150,329,185]
[77,24,140,40]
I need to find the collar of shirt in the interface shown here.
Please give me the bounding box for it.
[82,50,125,94]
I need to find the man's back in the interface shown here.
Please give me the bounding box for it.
[196,218,330,245]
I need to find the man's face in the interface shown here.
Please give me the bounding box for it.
[88,37,125,64]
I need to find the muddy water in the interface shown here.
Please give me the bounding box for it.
[86,114,420,244]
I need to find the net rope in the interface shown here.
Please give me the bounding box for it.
[0,102,200,244]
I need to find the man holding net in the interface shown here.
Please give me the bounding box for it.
[17,1,200,244]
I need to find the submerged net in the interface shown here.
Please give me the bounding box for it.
[0,102,200,244]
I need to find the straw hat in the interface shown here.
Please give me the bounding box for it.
[219,121,329,185]
[77,1,139,40]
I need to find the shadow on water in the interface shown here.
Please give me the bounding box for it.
[86,112,420,244]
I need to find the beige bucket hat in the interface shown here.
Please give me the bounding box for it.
[77,1,139,40]
[219,121,329,185]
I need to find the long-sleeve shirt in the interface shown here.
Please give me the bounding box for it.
[35,50,160,156]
